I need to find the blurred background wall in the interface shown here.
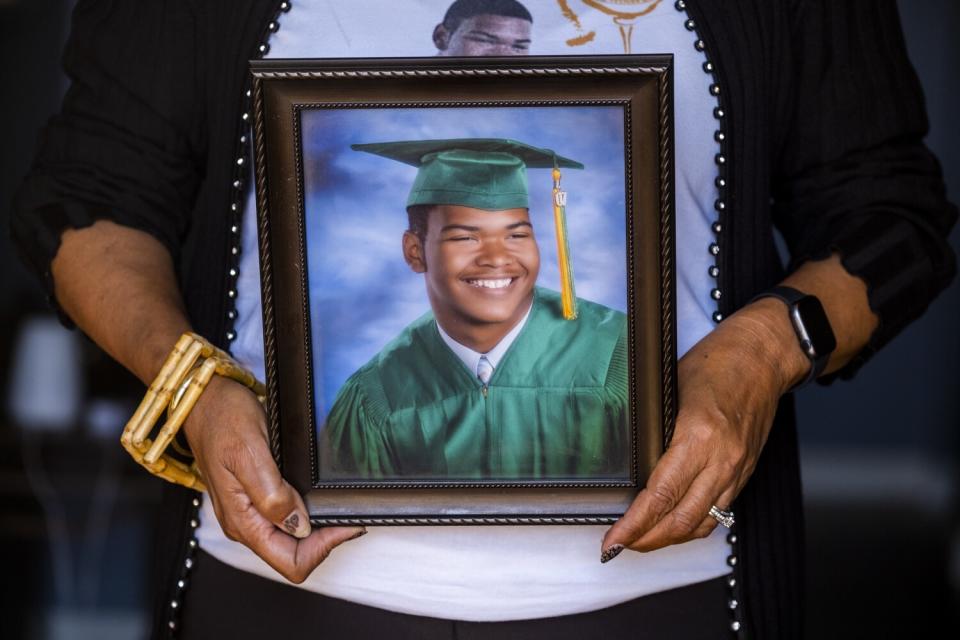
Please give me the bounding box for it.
[1,1,957,638]
[795,2,960,635]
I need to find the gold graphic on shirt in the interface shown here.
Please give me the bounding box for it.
[556,0,597,46]
[556,0,663,53]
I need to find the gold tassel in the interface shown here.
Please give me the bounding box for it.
[552,166,577,320]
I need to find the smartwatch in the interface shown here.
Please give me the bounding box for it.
[750,285,837,390]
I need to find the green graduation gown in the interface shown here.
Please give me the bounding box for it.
[321,287,629,481]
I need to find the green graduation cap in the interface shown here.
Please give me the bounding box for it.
[351,138,583,319]
[351,138,583,210]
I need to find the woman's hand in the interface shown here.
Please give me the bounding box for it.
[600,298,809,558]
[600,254,878,560]
[50,221,364,585]
[183,375,365,583]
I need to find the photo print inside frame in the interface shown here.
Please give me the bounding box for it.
[300,106,630,483]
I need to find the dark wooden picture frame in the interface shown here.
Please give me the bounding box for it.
[251,56,675,525]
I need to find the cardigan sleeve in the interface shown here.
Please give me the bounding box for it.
[10,0,205,320]
[771,0,957,379]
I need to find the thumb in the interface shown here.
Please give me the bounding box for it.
[271,526,368,584]
[231,439,312,539]
[600,447,692,561]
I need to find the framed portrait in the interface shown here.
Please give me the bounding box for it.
[251,56,675,524]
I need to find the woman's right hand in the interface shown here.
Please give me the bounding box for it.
[49,221,364,583]
[182,375,365,583]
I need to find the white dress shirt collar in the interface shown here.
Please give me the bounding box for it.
[436,302,533,377]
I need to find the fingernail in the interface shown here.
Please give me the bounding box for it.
[350,528,367,541]
[282,510,311,538]
[601,544,624,564]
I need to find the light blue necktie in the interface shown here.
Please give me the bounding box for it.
[476,355,493,385]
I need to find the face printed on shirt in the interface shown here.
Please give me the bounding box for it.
[403,205,540,340]
[433,14,532,56]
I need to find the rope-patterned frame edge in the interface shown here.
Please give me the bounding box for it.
[253,65,668,80]
[252,75,283,465]
[312,516,619,526]
[656,68,677,447]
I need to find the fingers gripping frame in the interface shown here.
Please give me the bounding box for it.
[120,332,266,491]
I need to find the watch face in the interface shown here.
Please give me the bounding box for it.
[794,296,837,357]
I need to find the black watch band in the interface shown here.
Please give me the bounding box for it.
[750,285,837,390]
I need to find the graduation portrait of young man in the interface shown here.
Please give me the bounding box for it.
[319,138,631,482]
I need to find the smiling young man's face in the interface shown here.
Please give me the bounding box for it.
[403,204,540,349]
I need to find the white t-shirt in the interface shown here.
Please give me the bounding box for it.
[198,0,729,621]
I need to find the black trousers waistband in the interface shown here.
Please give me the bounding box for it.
[178,550,735,640]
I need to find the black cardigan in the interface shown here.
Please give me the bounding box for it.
[11,1,957,638]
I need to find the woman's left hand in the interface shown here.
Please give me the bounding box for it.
[600,298,809,558]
